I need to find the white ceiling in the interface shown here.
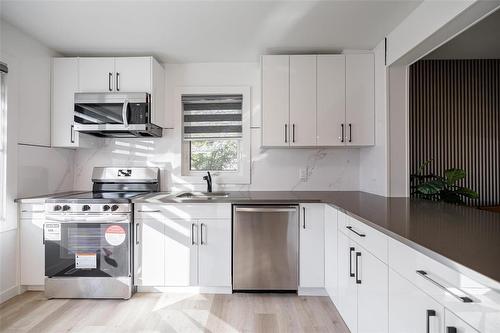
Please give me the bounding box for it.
[0,1,421,63]
[425,7,500,60]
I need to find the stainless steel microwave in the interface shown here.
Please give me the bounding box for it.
[73,92,162,138]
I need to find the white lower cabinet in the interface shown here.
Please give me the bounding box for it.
[324,205,338,302]
[445,309,479,333]
[198,218,232,287]
[336,223,388,333]
[299,203,325,288]
[389,269,444,333]
[134,204,231,290]
[19,203,46,286]
[163,218,197,286]
[134,218,165,286]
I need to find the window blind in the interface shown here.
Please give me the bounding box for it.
[182,94,242,140]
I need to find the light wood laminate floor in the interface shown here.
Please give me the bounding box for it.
[0,291,349,333]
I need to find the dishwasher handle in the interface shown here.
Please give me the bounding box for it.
[235,207,298,213]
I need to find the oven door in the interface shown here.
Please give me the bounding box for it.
[44,214,131,278]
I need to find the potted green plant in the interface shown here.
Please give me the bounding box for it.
[410,160,479,204]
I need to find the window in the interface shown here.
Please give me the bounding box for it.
[181,87,250,184]
[0,63,8,222]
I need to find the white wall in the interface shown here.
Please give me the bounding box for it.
[359,41,388,196]
[73,62,360,192]
[0,20,76,303]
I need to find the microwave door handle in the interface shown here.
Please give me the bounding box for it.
[122,99,129,127]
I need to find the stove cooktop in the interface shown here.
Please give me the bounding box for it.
[46,191,148,203]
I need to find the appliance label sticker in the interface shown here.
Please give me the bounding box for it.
[105,225,126,246]
[75,252,97,269]
[44,223,61,241]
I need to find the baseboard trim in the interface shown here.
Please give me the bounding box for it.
[0,285,21,304]
[24,285,45,291]
[298,287,328,296]
[136,286,232,294]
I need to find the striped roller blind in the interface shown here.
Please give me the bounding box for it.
[183,94,243,140]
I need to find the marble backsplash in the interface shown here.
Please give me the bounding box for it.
[73,127,360,192]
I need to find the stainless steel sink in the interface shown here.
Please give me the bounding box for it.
[175,192,229,199]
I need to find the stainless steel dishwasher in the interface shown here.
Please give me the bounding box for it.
[233,205,299,291]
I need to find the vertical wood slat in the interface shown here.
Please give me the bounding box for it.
[409,59,500,207]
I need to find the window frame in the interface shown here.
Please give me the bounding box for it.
[179,86,251,185]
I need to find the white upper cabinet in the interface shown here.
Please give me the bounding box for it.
[114,57,151,92]
[317,55,346,146]
[345,53,375,146]
[290,55,317,146]
[52,57,79,148]
[262,55,290,147]
[299,203,325,288]
[78,57,115,92]
[261,53,374,148]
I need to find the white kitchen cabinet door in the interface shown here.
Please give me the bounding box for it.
[20,218,45,285]
[337,231,358,333]
[134,219,165,286]
[164,218,198,286]
[262,55,290,147]
[357,249,388,333]
[317,55,346,146]
[324,205,339,302]
[289,55,317,146]
[79,57,115,92]
[51,57,79,147]
[445,309,479,333]
[299,203,325,288]
[345,54,374,146]
[114,57,152,93]
[198,219,231,287]
[389,269,444,333]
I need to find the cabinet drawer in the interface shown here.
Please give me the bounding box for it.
[389,238,500,332]
[135,203,231,220]
[341,213,388,263]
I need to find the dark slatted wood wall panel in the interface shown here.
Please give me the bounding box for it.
[409,59,500,207]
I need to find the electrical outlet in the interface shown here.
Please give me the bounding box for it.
[299,168,308,182]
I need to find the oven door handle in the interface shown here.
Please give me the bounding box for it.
[45,215,131,223]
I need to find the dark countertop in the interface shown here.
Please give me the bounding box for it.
[135,191,500,289]
[14,191,88,203]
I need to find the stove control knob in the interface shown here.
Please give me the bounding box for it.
[103,205,110,212]
[62,205,71,211]
[82,205,91,211]
[111,205,119,212]
[54,205,62,211]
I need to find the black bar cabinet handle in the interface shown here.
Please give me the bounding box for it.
[135,223,140,245]
[346,226,366,237]
[292,124,295,143]
[70,124,75,143]
[302,207,306,229]
[108,72,112,91]
[349,247,355,277]
[284,124,288,143]
[116,72,120,91]
[341,124,344,142]
[426,309,436,333]
[42,224,45,245]
[349,123,352,143]
[446,327,457,333]
[355,252,361,284]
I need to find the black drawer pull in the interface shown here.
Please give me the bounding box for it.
[346,226,366,237]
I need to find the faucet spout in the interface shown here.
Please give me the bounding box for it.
[203,171,212,193]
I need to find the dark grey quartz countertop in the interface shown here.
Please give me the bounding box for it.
[134,191,500,288]
[15,191,88,203]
